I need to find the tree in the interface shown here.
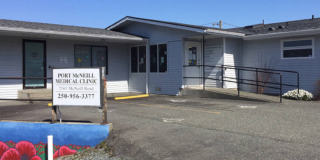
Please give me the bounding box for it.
[253,50,279,94]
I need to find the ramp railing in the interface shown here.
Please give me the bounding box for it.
[183,65,300,103]
[0,77,52,101]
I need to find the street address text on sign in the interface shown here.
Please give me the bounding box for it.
[52,68,101,107]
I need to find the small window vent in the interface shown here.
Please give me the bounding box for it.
[269,27,276,31]
[278,25,285,29]
[244,23,264,29]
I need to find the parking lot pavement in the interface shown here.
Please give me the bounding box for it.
[0,101,102,123]
[107,95,320,160]
[2,95,320,159]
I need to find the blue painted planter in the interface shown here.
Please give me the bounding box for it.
[0,121,110,160]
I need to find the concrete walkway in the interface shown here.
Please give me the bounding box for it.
[182,87,288,103]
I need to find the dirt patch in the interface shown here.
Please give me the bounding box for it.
[105,128,155,160]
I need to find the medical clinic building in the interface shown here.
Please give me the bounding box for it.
[1,16,320,99]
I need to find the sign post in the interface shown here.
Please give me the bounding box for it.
[101,67,108,124]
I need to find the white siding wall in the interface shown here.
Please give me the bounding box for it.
[46,40,129,93]
[46,39,75,88]
[0,36,130,99]
[204,38,223,88]
[241,35,320,95]
[119,22,200,95]
[0,36,23,99]
[224,38,242,88]
[129,74,146,93]
[106,43,130,93]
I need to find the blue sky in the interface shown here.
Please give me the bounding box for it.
[0,0,319,29]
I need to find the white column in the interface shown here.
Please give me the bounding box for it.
[48,135,53,160]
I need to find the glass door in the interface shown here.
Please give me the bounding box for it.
[23,40,46,89]
[185,42,201,86]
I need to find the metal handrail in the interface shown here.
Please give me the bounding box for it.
[0,77,52,101]
[0,77,52,79]
[223,64,299,94]
[183,65,300,103]
[222,65,298,73]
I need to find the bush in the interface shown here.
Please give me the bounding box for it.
[282,89,313,101]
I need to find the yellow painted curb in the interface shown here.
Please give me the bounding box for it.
[48,103,52,106]
[114,94,149,100]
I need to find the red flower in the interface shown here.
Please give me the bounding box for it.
[0,141,41,160]
[0,141,9,157]
[53,146,77,159]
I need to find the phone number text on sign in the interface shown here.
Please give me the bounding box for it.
[57,94,95,99]
[52,68,101,107]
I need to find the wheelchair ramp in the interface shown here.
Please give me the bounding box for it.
[181,87,284,103]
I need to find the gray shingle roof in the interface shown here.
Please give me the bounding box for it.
[226,17,320,35]
[107,16,231,32]
[0,19,142,39]
[108,16,211,30]
[109,16,320,37]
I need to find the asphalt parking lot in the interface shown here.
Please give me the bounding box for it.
[1,95,320,159]
[107,95,320,160]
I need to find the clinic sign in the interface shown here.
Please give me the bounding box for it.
[52,68,102,107]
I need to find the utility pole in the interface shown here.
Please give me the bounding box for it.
[219,20,222,29]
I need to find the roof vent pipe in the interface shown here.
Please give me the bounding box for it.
[312,15,314,20]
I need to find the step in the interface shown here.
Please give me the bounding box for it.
[181,87,284,103]
[18,89,52,99]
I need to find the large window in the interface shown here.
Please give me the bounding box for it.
[74,45,108,74]
[150,44,167,73]
[281,38,314,59]
[131,46,146,73]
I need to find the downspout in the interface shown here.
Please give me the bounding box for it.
[146,39,150,94]
[240,39,242,89]
[222,37,226,88]
[202,35,205,91]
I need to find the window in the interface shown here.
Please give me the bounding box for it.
[158,44,167,72]
[188,47,197,66]
[130,46,146,73]
[150,44,167,73]
[74,45,108,74]
[131,47,138,73]
[139,46,146,72]
[150,45,158,72]
[281,38,314,59]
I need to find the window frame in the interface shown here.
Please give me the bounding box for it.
[149,43,168,74]
[74,44,108,75]
[130,45,147,74]
[280,37,314,60]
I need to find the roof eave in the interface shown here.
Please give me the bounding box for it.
[244,29,320,40]
[205,29,245,38]
[107,17,206,33]
[0,26,144,41]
